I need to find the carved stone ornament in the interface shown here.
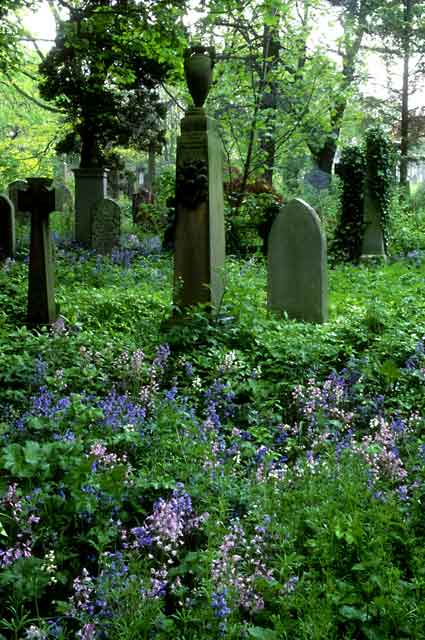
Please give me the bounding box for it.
[176,160,208,208]
[184,44,216,108]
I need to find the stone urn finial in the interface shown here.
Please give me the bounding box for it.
[184,44,215,109]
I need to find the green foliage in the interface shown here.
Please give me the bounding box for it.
[0,59,62,190]
[38,1,188,167]
[386,188,425,255]
[331,143,366,263]
[2,179,425,637]
[0,0,40,72]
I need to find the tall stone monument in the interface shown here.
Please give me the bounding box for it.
[268,198,328,323]
[73,168,108,246]
[173,45,225,312]
[0,194,15,260]
[17,178,59,326]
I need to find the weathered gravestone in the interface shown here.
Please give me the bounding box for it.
[54,183,73,214]
[17,178,59,326]
[91,197,121,254]
[0,194,15,260]
[361,170,386,261]
[73,168,108,246]
[173,45,225,313]
[8,179,29,221]
[268,198,328,323]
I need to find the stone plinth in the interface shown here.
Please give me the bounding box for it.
[0,194,15,259]
[73,168,108,246]
[173,107,225,312]
[268,198,328,323]
[17,178,58,326]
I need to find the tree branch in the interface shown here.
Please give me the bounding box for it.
[1,77,64,113]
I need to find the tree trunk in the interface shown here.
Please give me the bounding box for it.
[258,10,280,187]
[400,0,411,188]
[308,0,367,176]
[311,137,338,174]
[80,128,101,168]
[146,142,156,194]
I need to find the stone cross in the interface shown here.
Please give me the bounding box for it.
[173,45,225,313]
[17,178,59,326]
[268,198,328,323]
[91,197,121,254]
[0,194,15,260]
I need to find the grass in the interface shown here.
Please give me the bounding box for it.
[1,227,425,639]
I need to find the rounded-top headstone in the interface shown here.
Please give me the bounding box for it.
[268,198,328,323]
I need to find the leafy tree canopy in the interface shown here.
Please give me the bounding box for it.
[0,0,41,71]
[39,0,188,167]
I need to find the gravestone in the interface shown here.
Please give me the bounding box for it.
[304,168,330,191]
[55,183,73,214]
[361,168,386,260]
[91,197,121,254]
[268,198,328,323]
[0,194,15,259]
[8,179,29,221]
[73,168,108,246]
[173,45,225,312]
[17,178,59,326]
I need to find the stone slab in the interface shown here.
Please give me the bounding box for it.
[91,197,121,254]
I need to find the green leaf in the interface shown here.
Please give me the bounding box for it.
[339,605,368,622]
[247,627,280,639]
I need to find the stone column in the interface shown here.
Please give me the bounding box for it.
[17,178,58,326]
[73,168,108,246]
[173,45,225,313]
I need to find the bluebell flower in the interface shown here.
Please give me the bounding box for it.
[212,589,231,618]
